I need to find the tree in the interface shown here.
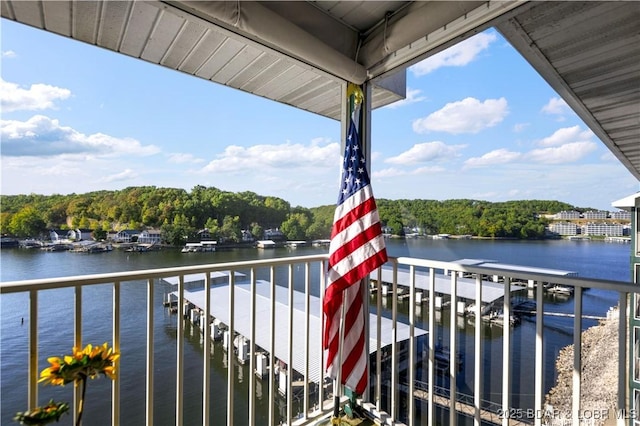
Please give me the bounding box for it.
[9,206,47,238]
[250,222,263,242]
[220,215,241,243]
[280,213,310,240]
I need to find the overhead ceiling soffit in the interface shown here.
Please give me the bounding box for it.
[167,0,367,84]
[363,0,528,77]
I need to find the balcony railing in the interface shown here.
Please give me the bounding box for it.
[1,254,635,426]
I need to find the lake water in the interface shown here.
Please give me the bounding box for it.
[0,239,631,425]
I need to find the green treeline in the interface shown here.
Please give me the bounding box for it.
[0,186,578,244]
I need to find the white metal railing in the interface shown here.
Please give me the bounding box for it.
[1,254,636,426]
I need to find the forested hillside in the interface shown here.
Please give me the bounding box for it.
[0,186,579,243]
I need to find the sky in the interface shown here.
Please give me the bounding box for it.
[1,19,638,211]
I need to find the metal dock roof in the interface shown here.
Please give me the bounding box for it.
[451,259,578,277]
[172,280,426,384]
[371,266,525,305]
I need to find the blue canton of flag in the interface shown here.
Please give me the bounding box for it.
[337,120,369,205]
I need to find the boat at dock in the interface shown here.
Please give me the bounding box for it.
[181,241,217,252]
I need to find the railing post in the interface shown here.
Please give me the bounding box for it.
[74,285,82,422]
[319,260,327,413]
[572,286,582,423]
[408,266,416,426]
[376,267,382,412]
[502,277,511,426]
[145,279,154,426]
[287,264,294,423]
[534,280,544,426]
[249,268,256,426]
[618,292,628,424]
[450,272,458,426]
[227,270,235,426]
[428,268,435,426]
[391,263,398,421]
[112,281,120,425]
[303,262,310,419]
[28,289,38,410]
[474,274,483,426]
[176,275,184,426]
[268,266,276,426]
[203,273,211,425]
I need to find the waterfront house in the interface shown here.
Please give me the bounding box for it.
[137,229,163,245]
[2,2,638,426]
[263,228,286,243]
[196,228,212,241]
[113,229,139,243]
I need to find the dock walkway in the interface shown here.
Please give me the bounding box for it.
[411,381,532,425]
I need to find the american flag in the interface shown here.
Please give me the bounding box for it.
[323,115,387,394]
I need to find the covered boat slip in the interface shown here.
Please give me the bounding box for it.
[162,274,427,385]
[370,265,526,307]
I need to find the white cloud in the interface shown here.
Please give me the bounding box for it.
[526,142,598,164]
[541,97,570,115]
[537,125,594,147]
[200,141,340,174]
[1,78,71,112]
[373,165,444,178]
[373,167,407,178]
[1,115,160,157]
[412,97,508,134]
[411,165,446,174]
[2,50,16,58]
[384,88,426,109]
[101,169,139,183]
[167,152,205,164]
[385,141,465,165]
[410,32,497,76]
[513,123,530,133]
[464,148,522,168]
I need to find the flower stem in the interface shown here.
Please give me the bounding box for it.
[76,375,87,426]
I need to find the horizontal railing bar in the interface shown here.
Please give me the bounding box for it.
[394,256,638,293]
[2,254,636,295]
[0,254,330,292]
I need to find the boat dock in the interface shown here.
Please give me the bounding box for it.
[162,274,427,385]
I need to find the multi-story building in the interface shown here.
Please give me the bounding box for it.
[612,210,632,220]
[582,222,624,236]
[549,222,578,236]
[555,210,581,220]
[583,210,608,220]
